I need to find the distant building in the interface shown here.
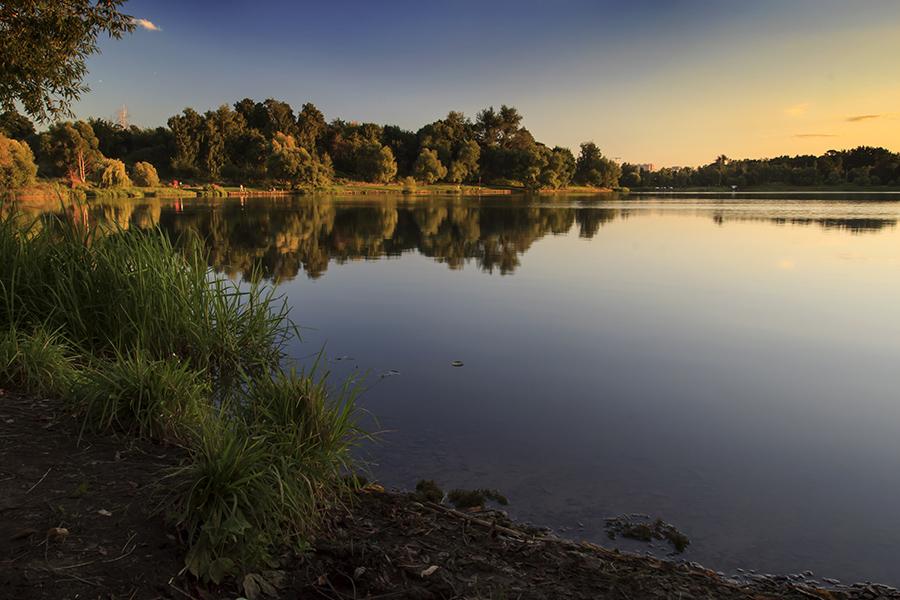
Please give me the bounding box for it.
[636,163,654,172]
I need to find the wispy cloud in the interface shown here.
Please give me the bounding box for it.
[785,103,810,116]
[844,113,898,123]
[793,133,842,139]
[133,18,161,31]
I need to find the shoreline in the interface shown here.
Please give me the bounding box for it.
[2,389,897,599]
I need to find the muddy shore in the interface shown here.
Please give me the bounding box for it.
[2,389,897,600]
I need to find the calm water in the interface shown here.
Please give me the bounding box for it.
[148,192,900,585]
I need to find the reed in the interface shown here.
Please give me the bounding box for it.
[69,350,210,441]
[169,359,373,583]
[0,326,76,397]
[0,199,373,586]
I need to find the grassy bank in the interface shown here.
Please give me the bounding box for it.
[0,201,372,591]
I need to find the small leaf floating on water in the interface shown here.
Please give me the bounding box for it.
[452,361,464,367]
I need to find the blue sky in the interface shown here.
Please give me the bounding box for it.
[70,0,900,167]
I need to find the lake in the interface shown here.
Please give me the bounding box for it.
[145,191,900,586]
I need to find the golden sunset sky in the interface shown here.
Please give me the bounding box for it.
[73,0,900,167]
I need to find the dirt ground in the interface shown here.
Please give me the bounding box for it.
[2,388,895,600]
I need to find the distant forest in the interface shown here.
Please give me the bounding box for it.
[1,99,898,191]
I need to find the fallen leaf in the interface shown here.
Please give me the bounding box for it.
[98,509,112,516]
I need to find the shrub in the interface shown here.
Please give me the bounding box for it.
[94,158,132,188]
[131,161,160,187]
[0,134,38,188]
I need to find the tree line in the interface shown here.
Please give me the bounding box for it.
[621,147,900,189]
[1,101,897,192]
[0,100,618,191]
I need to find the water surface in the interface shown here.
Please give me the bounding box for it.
[149,192,900,585]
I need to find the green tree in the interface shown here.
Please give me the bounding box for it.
[96,158,131,188]
[296,103,325,152]
[382,125,419,176]
[544,146,576,189]
[168,108,203,178]
[262,98,297,138]
[355,140,397,183]
[448,140,480,183]
[39,120,103,182]
[266,134,332,187]
[0,1,135,122]
[0,133,38,188]
[131,161,159,187]
[575,142,621,188]
[413,148,448,184]
[474,105,526,150]
[0,111,36,141]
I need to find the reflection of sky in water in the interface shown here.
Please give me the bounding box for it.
[280,197,900,586]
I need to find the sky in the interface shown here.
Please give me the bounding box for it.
[69,0,900,168]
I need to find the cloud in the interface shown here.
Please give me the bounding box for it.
[133,18,161,31]
[792,133,842,139]
[845,113,898,123]
[785,103,810,116]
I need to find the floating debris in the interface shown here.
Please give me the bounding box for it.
[451,361,464,367]
[605,515,690,554]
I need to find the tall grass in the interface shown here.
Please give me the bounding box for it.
[69,350,210,441]
[170,359,373,583]
[0,207,296,391]
[0,200,373,586]
[0,326,76,396]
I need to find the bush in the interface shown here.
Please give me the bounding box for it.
[94,158,132,189]
[131,161,159,187]
[0,134,37,188]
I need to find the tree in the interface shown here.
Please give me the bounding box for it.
[40,120,103,182]
[355,140,397,183]
[575,142,621,188]
[0,1,135,122]
[265,134,332,187]
[0,133,38,188]
[296,103,325,152]
[96,158,131,188]
[413,148,447,184]
[448,140,480,183]
[474,105,524,149]
[131,161,159,187]
[0,110,35,141]
[168,108,203,177]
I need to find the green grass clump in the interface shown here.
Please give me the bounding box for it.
[69,351,210,441]
[0,199,373,587]
[0,326,76,396]
[170,361,371,583]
